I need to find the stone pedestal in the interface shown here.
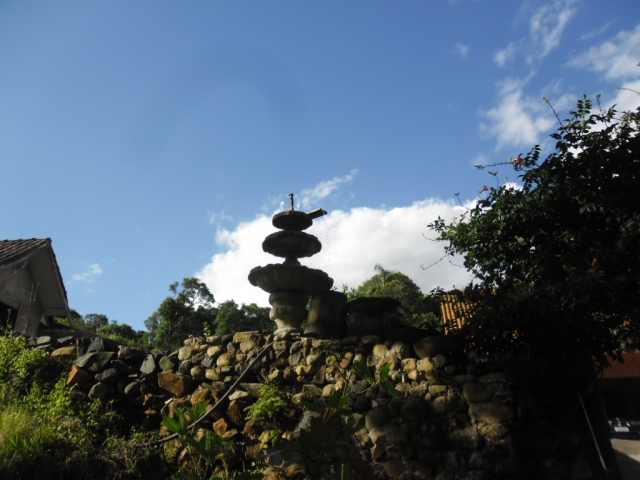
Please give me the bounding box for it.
[305,291,347,338]
[269,291,309,333]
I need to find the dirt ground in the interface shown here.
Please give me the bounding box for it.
[611,438,640,480]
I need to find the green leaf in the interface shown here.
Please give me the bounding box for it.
[162,416,186,435]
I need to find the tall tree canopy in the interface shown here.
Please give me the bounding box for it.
[353,264,442,331]
[157,278,216,350]
[430,97,640,366]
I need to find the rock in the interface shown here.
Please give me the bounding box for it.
[178,360,191,375]
[111,359,136,374]
[227,399,246,424]
[118,346,146,361]
[87,337,118,353]
[159,356,176,371]
[239,339,257,353]
[312,365,326,385]
[463,383,494,403]
[445,427,484,449]
[178,346,194,361]
[390,342,410,359]
[217,353,233,367]
[190,353,206,365]
[190,366,206,381]
[124,381,142,403]
[322,384,335,397]
[66,364,93,387]
[213,417,232,436]
[89,382,109,400]
[409,384,427,398]
[158,371,194,397]
[289,350,304,366]
[452,375,477,385]
[361,335,382,346]
[402,358,417,371]
[233,331,260,343]
[429,385,447,396]
[95,367,120,385]
[206,336,222,346]
[205,368,222,381]
[470,401,513,425]
[412,433,439,450]
[228,391,250,402]
[417,358,435,372]
[383,459,406,478]
[401,398,426,421]
[306,353,324,367]
[434,354,447,367]
[191,388,213,405]
[373,344,388,357]
[140,354,157,375]
[479,372,507,384]
[370,425,410,445]
[74,352,116,373]
[226,342,237,355]
[412,334,465,358]
[52,346,77,359]
[365,407,392,431]
[432,396,447,414]
[206,346,222,357]
[56,336,75,347]
[407,370,421,382]
[353,396,372,413]
[342,336,359,345]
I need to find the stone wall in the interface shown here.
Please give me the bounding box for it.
[28,330,529,480]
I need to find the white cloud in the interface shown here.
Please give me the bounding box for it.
[300,169,358,209]
[454,43,471,59]
[209,210,233,225]
[480,78,556,150]
[568,23,640,114]
[196,200,473,307]
[527,0,578,65]
[494,43,517,67]
[72,264,103,283]
[568,24,640,82]
[580,22,612,41]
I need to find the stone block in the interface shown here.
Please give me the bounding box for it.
[412,334,464,358]
[66,364,93,387]
[158,371,194,397]
[89,382,108,400]
[178,346,194,361]
[52,346,77,359]
[469,401,513,425]
[74,351,116,373]
[463,382,494,403]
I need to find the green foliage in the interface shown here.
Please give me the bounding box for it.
[157,278,217,351]
[352,360,401,398]
[430,96,640,367]
[162,400,240,480]
[215,301,272,336]
[244,383,287,420]
[349,264,444,331]
[0,336,173,479]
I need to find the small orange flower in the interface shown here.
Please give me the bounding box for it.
[481,185,489,192]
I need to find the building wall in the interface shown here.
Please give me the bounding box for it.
[0,265,44,336]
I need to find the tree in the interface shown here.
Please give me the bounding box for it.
[83,313,109,334]
[214,300,272,336]
[430,96,640,367]
[97,320,143,346]
[157,278,216,351]
[144,311,160,347]
[429,96,639,479]
[354,264,442,331]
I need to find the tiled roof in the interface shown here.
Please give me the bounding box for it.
[440,292,473,334]
[602,353,640,379]
[0,238,51,266]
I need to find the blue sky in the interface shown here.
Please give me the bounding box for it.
[2,0,639,331]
